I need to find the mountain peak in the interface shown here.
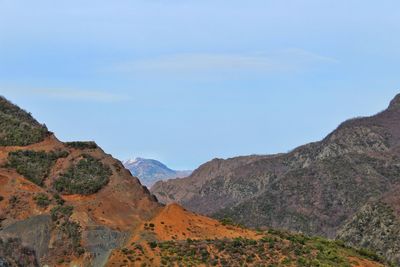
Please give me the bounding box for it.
[124,158,140,165]
[123,157,192,187]
[388,93,400,110]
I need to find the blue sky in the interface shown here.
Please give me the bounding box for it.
[0,1,399,169]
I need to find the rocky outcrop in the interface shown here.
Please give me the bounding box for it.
[338,188,400,266]
[83,226,129,267]
[0,215,52,260]
[0,238,38,267]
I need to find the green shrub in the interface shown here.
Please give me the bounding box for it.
[357,248,383,262]
[0,96,49,146]
[9,195,18,204]
[34,193,50,208]
[54,154,112,195]
[286,234,308,245]
[148,241,158,249]
[51,205,74,221]
[7,150,69,186]
[219,217,236,226]
[65,141,98,149]
[53,193,65,205]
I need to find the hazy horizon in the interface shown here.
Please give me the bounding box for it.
[1,1,400,169]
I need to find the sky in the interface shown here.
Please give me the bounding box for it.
[0,0,399,170]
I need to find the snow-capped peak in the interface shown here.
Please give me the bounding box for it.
[124,157,140,165]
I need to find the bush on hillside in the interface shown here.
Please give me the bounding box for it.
[51,205,74,221]
[0,96,49,146]
[53,193,65,205]
[9,195,18,205]
[148,232,377,267]
[65,141,98,150]
[7,150,69,186]
[54,154,112,195]
[33,193,51,208]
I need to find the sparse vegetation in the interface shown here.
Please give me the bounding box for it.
[33,193,50,208]
[9,195,18,205]
[0,96,49,146]
[53,193,65,205]
[60,220,84,255]
[0,195,3,202]
[151,232,383,267]
[65,141,98,149]
[117,230,384,267]
[54,154,112,195]
[357,248,383,262]
[6,150,69,186]
[219,217,245,228]
[50,204,84,256]
[51,205,74,221]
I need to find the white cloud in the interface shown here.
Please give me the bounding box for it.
[0,88,128,102]
[107,49,338,75]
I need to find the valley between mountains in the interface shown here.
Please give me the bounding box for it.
[0,95,394,267]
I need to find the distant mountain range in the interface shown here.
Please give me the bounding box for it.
[151,94,400,265]
[123,157,192,187]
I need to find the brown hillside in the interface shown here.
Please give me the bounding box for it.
[0,133,162,266]
[107,203,385,267]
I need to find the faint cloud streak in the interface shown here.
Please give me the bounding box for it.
[107,49,338,75]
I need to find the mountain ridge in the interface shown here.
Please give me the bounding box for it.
[151,93,400,266]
